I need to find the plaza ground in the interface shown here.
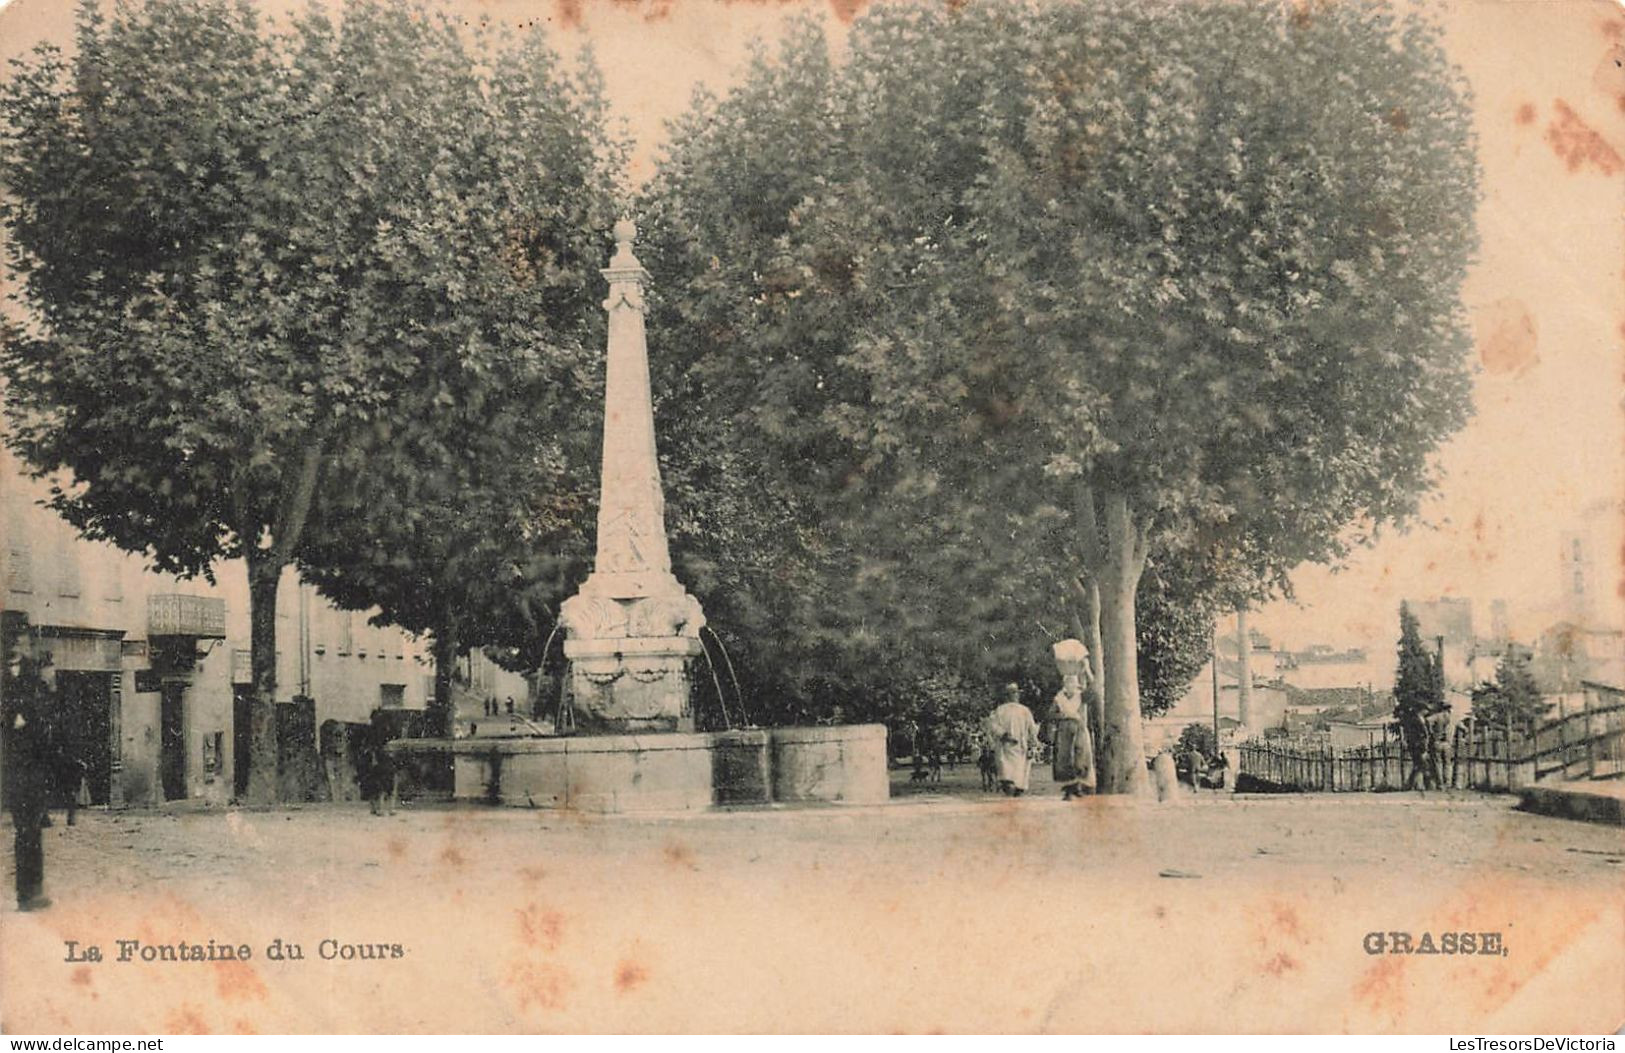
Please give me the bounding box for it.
[2,773,1620,1034]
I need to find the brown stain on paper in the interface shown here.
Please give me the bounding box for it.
[1544,99,1623,175]
[614,958,650,993]
[1249,898,1317,983]
[516,903,567,951]
[1353,956,1410,1021]
[163,1006,212,1035]
[663,840,699,870]
[212,958,268,1003]
[507,961,576,1014]
[1475,298,1539,375]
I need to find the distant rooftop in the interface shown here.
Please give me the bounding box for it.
[1280,646,1368,666]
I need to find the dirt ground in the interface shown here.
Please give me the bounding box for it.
[2,778,1620,1034]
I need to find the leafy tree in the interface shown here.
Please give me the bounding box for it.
[1136,557,1223,719]
[1471,645,1546,733]
[1392,602,1440,719]
[298,396,598,736]
[643,0,1478,792]
[1175,721,1217,761]
[0,0,614,798]
[293,28,621,734]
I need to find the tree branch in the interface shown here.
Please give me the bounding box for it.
[269,426,330,564]
[1074,481,1104,571]
[1130,503,1154,577]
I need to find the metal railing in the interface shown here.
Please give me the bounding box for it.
[1238,695,1624,793]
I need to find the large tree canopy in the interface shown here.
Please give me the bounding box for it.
[643,0,1478,790]
[0,0,618,798]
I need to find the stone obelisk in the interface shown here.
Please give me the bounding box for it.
[559,219,706,733]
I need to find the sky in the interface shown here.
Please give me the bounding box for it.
[1,0,1621,658]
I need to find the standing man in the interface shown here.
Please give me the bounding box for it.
[984,683,1039,797]
[1424,702,1451,791]
[1400,704,1431,791]
[5,655,54,911]
[361,711,398,817]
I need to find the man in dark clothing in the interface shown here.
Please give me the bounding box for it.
[5,656,54,911]
[1400,707,1431,791]
[361,712,397,817]
[1424,704,1451,791]
[44,715,86,827]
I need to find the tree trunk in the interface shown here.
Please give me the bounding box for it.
[1094,489,1150,796]
[1069,574,1108,775]
[242,554,283,806]
[431,624,459,739]
[1082,574,1105,749]
[236,430,327,804]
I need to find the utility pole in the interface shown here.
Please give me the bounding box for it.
[1237,608,1254,732]
[1211,627,1221,746]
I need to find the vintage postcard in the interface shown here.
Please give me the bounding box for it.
[0,0,1621,1035]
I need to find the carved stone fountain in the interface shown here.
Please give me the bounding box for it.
[558,219,707,735]
[395,220,888,812]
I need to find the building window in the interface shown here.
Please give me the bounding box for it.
[55,544,82,598]
[380,684,405,709]
[102,556,124,602]
[1574,570,1585,596]
[6,540,32,593]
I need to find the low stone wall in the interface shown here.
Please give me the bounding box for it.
[391,724,887,813]
[770,725,889,805]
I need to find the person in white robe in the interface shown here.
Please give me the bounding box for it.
[984,683,1039,796]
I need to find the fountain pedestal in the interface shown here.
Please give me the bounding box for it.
[562,635,703,734]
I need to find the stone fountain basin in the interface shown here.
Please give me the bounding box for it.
[390,724,888,814]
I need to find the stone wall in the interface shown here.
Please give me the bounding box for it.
[400,723,889,813]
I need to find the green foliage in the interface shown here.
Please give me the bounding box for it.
[643,0,1478,748]
[289,14,623,696]
[1175,722,1217,760]
[0,0,616,787]
[1137,557,1221,717]
[1471,645,1547,732]
[1392,602,1440,717]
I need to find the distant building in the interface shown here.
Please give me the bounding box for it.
[1558,499,1624,632]
[1275,645,1383,691]
[456,649,534,726]
[1282,685,1382,714]
[1559,529,1599,627]
[1216,631,1281,682]
[1489,599,1511,645]
[1409,597,1475,649]
[1534,621,1624,694]
[1159,649,1290,744]
[1326,715,1394,750]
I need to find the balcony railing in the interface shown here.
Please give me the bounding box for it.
[147,593,227,639]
